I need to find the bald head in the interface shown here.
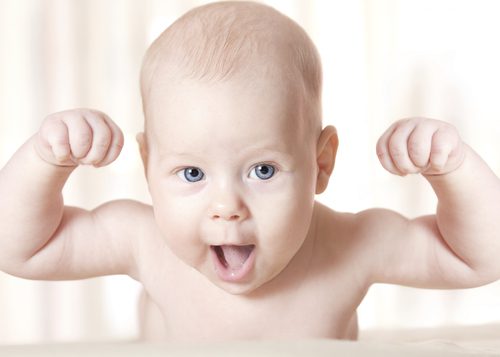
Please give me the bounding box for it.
[140,1,323,135]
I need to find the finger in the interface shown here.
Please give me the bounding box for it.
[79,111,112,165]
[41,119,72,164]
[429,126,456,170]
[387,119,421,175]
[61,114,93,159]
[95,115,124,167]
[376,122,404,175]
[406,121,435,169]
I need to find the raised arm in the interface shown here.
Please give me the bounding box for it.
[370,117,500,288]
[0,109,141,280]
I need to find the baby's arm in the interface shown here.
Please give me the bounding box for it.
[0,109,142,280]
[368,118,500,287]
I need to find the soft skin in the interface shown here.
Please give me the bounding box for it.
[1,2,500,342]
[1,98,500,341]
[138,77,327,294]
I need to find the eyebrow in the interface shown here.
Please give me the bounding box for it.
[241,147,293,161]
[158,145,293,162]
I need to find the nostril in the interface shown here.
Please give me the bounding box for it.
[212,214,240,221]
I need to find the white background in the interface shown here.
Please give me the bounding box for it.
[0,0,499,343]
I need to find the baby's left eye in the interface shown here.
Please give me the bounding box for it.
[249,164,276,180]
[176,167,205,183]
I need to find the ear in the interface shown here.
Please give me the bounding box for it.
[315,125,339,194]
[136,132,149,176]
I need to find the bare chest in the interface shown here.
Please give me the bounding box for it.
[140,263,362,341]
[137,206,369,342]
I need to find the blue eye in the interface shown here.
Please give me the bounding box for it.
[177,167,205,182]
[250,164,276,180]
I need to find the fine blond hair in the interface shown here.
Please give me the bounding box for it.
[140,1,323,133]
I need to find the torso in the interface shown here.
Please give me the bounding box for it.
[136,202,370,342]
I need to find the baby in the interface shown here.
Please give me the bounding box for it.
[1,1,500,342]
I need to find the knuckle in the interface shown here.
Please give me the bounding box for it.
[42,116,63,131]
[93,126,112,147]
[408,117,427,123]
[40,124,57,138]
[94,136,111,149]
[114,140,124,151]
[51,135,68,146]
[441,124,459,138]
[42,113,57,124]
[407,140,425,158]
[111,130,124,148]
[394,118,408,126]
[431,143,449,155]
[44,128,67,145]
[397,117,420,126]
[83,108,104,116]
[375,142,385,157]
[83,108,109,123]
[74,131,92,147]
[388,143,405,158]
[376,150,386,159]
[60,109,84,120]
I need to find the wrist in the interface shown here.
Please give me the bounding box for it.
[23,136,77,188]
[422,145,475,195]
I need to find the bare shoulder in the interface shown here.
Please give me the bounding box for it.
[92,199,157,250]
[94,199,155,228]
[315,203,489,288]
[90,199,160,280]
[93,199,178,287]
[353,207,409,236]
[315,203,404,247]
[314,203,408,284]
[108,201,177,284]
[313,203,369,279]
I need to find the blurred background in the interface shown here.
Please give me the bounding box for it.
[0,0,499,344]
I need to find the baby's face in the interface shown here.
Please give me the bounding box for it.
[143,75,319,294]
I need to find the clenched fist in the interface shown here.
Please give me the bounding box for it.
[376,118,466,176]
[34,109,124,167]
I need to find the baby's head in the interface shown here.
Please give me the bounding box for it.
[137,1,338,294]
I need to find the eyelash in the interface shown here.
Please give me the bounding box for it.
[174,163,279,183]
[248,163,277,180]
[176,167,204,183]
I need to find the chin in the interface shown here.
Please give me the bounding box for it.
[211,268,284,296]
[212,278,262,295]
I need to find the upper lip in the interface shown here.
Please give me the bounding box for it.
[209,243,255,249]
[205,235,255,247]
[203,225,254,246]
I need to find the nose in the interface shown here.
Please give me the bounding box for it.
[209,187,249,222]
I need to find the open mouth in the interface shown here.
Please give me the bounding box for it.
[210,244,256,282]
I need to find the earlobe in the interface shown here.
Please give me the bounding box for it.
[315,125,339,194]
[136,132,149,176]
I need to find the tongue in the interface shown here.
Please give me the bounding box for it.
[221,245,253,269]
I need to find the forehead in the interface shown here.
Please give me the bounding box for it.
[146,76,306,154]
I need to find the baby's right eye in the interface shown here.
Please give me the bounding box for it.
[176,167,205,183]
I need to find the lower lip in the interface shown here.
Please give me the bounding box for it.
[210,246,256,283]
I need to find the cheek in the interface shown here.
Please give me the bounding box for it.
[253,172,316,255]
[150,186,207,264]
